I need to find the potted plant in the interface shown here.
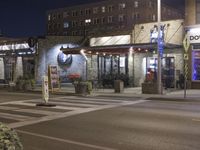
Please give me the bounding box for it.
[67,73,92,95]
[0,122,23,150]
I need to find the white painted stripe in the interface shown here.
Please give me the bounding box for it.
[17,130,116,150]
[15,101,82,111]
[42,101,100,108]
[56,96,127,103]
[0,112,35,121]
[8,99,149,128]
[14,102,36,107]
[50,99,109,105]
[54,106,80,110]
[0,106,19,110]
[14,109,60,116]
[192,119,200,122]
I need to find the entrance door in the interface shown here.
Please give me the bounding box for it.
[162,57,175,88]
[147,57,175,88]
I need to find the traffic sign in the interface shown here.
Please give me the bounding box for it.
[183,34,190,52]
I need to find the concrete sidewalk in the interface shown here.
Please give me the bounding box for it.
[34,84,200,100]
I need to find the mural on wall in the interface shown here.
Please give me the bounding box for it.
[57,51,73,70]
[56,45,86,83]
[37,43,86,83]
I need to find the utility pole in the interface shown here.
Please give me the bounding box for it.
[157,0,162,94]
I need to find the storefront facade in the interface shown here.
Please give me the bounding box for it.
[184,26,200,88]
[61,19,184,87]
[0,37,36,84]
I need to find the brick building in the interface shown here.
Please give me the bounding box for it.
[46,0,183,36]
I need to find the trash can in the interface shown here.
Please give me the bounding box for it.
[114,80,124,93]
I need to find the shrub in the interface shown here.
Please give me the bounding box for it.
[0,122,23,150]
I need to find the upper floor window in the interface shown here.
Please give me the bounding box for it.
[80,10,83,15]
[149,1,153,8]
[133,12,140,20]
[93,7,98,14]
[118,14,125,22]
[134,1,139,8]
[108,5,114,12]
[108,16,113,23]
[63,11,70,18]
[85,9,91,15]
[72,21,78,27]
[93,18,100,24]
[101,17,106,24]
[119,3,126,10]
[152,14,156,21]
[79,20,84,26]
[48,14,51,21]
[57,13,62,19]
[102,6,106,13]
[63,22,69,28]
[72,11,78,17]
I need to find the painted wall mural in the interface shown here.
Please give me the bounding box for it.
[37,43,86,83]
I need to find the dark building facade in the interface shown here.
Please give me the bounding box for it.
[46,0,183,37]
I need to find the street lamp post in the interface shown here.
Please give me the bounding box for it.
[157,0,162,94]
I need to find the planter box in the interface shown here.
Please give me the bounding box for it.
[142,82,158,94]
[74,82,92,95]
[114,80,124,93]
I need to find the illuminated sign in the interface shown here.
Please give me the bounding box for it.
[150,25,165,43]
[187,28,200,43]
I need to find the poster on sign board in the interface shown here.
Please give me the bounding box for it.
[48,65,60,92]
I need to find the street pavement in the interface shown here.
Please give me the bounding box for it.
[0,88,200,150]
[17,99,200,150]
[0,91,143,129]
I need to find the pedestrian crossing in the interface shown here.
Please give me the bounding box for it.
[0,96,141,128]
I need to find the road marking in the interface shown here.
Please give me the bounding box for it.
[192,119,200,122]
[57,96,128,103]
[0,112,35,121]
[17,130,117,150]
[8,99,149,128]
[35,101,100,108]
[14,109,60,116]
[50,99,109,105]
[0,106,19,110]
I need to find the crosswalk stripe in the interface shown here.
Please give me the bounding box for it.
[50,99,108,105]
[57,96,127,103]
[42,101,100,108]
[0,112,35,121]
[0,106,19,110]
[14,109,60,116]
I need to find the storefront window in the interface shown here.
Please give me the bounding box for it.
[192,51,200,81]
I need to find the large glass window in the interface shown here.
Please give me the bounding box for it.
[192,51,200,81]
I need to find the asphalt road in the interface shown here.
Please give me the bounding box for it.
[0,91,200,150]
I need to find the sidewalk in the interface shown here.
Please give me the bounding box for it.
[33,85,200,100]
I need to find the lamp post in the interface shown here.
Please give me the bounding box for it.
[157,0,162,94]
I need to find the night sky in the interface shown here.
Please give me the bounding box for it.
[0,0,184,38]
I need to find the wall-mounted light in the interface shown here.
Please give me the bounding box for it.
[80,49,88,60]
